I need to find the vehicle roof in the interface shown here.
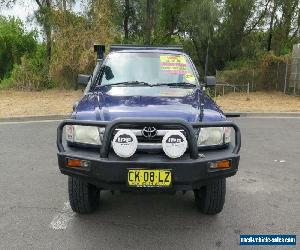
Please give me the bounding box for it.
[109,44,183,52]
[109,49,186,55]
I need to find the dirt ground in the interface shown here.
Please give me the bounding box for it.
[0,90,299,118]
[0,89,82,118]
[214,91,300,112]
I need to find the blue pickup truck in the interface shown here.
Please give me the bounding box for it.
[56,45,241,215]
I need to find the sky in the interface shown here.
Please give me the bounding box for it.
[0,1,38,31]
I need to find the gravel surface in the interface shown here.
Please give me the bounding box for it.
[1,90,300,118]
[0,89,81,118]
[215,91,300,112]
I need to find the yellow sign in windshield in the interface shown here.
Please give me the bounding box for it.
[160,55,186,64]
[160,55,188,74]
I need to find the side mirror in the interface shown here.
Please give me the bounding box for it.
[103,65,114,81]
[77,74,90,86]
[204,76,216,87]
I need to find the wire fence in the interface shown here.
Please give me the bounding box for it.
[215,60,300,97]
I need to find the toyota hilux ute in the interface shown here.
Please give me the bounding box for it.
[56,44,241,215]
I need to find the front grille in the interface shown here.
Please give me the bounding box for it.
[114,128,190,153]
[137,135,163,143]
[115,128,186,143]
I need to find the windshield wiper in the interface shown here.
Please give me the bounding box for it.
[154,82,197,87]
[102,81,153,87]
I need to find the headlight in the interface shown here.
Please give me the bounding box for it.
[66,125,105,145]
[197,127,231,146]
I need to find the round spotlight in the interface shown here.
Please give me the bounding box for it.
[162,131,187,158]
[112,130,138,158]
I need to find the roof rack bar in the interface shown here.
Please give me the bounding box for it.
[109,44,183,52]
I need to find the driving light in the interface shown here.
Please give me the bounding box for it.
[66,125,105,145]
[162,130,187,158]
[112,130,138,158]
[198,127,231,146]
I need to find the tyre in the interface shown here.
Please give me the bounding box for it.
[68,176,100,214]
[194,178,226,215]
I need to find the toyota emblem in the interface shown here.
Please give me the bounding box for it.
[142,127,157,138]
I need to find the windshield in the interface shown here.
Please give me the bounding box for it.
[97,52,198,86]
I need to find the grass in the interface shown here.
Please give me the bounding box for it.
[214,91,300,112]
[0,90,299,118]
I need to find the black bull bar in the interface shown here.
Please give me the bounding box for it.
[57,118,241,158]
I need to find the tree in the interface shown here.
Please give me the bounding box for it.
[221,0,256,60]
[0,16,37,80]
[0,0,53,74]
[34,0,52,68]
[266,0,278,51]
[50,0,117,88]
[152,0,184,44]
[2,0,300,87]
[144,0,157,44]
[123,0,130,40]
[180,0,219,74]
[272,0,300,54]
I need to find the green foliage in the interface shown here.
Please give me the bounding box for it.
[224,58,256,70]
[50,0,116,88]
[1,45,54,90]
[220,0,256,58]
[0,16,37,80]
[152,0,185,44]
[259,51,290,66]
[217,51,291,91]
[204,86,214,98]
[1,0,300,90]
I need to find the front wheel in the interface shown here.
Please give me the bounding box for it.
[194,178,226,215]
[68,176,100,214]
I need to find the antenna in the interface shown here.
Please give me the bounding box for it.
[200,38,210,121]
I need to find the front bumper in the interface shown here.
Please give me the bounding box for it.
[57,118,241,191]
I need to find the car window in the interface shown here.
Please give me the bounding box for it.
[97,52,198,86]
